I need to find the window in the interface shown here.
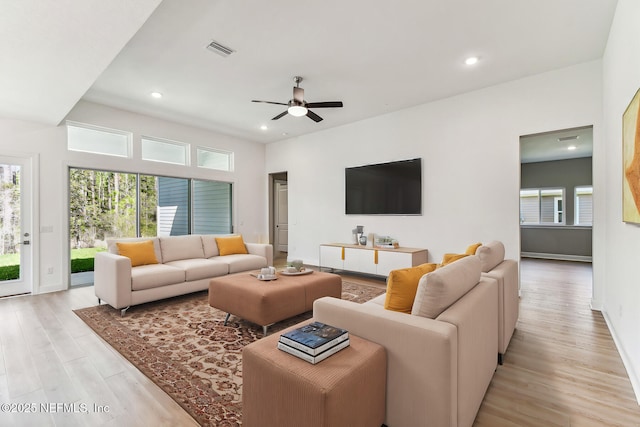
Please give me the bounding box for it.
[142,137,189,165]
[520,188,565,225]
[575,186,593,225]
[69,167,233,249]
[192,180,232,234]
[197,147,233,171]
[67,122,131,157]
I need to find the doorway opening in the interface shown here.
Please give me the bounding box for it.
[519,125,593,263]
[519,125,594,301]
[269,172,288,266]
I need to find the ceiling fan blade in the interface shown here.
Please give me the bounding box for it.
[293,87,304,103]
[306,101,343,109]
[252,100,288,106]
[306,109,323,122]
[272,111,288,120]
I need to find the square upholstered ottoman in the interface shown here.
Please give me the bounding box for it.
[209,271,342,334]
[242,322,386,427]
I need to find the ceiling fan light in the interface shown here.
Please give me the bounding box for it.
[288,105,308,117]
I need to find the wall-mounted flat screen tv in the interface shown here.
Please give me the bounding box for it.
[345,158,422,215]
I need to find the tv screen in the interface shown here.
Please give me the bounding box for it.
[345,158,422,215]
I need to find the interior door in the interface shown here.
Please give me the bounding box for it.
[0,156,32,297]
[274,181,288,252]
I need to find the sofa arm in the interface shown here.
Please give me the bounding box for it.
[245,243,273,266]
[313,297,458,427]
[483,258,519,355]
[437,277,498,427]
[94,252,132,310]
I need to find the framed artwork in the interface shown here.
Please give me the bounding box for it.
[623,87,640,223]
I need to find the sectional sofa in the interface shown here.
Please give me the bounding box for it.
[312,241,519,427]
[94,234,273,315]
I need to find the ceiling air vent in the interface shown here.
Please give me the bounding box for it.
[206,40,235,57]
[558,135,579,142]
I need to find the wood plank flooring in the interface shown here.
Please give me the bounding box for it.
[475,259,640,426]
[0,259,638,426]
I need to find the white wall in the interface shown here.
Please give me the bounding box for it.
[601,0,640,401]
[266,61,602,270]
[0,100,266,294]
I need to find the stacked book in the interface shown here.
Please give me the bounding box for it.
[278,321,350,364]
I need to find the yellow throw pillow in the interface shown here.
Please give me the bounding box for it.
[384,263,438,314]
[215,235,248,256]
[441,253,469,266]
[465,242,482,255]
[116,240,158,267]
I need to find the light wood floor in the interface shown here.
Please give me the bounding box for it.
[0,259,638,426]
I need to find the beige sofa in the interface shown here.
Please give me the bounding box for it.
[94,234,273,315]
[313,256,499,427]
[476,240,519,364]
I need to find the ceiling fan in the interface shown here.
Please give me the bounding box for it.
[252,76,343,122]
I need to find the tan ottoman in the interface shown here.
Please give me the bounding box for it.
[243,322,386,427]
[209,271,342,334]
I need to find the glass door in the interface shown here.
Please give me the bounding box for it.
[0,156,32,297]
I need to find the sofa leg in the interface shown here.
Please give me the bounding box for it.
[97,298,101,305]
[498,353,504,365]
[224,313,231,326]
[120,306,130,317]
[263,325,268,336]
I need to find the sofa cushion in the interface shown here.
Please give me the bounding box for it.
[411,255,482,319]
[160,235,205,262]
[108,237,162,263]
[384,263,438,314]
[202,235,224,258]
[164,258,229,281]
[131,264,186,291]
[476,241,505,272]
[115,240,159,267]
[216,235,248,256]
[218,254,267,273]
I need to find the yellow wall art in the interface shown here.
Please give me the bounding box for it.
[623,88,640,223]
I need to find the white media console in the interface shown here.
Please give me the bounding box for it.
[319,243,428,277]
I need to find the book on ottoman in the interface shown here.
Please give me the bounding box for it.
[277,338,350,364]
[279,321,349,356]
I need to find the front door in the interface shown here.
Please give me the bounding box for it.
[0,156,32,297]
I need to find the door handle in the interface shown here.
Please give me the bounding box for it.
[23,240,30,245]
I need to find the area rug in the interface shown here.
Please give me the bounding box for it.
[74,280,385,426]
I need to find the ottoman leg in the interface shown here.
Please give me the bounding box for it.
[224,313,231,326]
[262,323,274,336]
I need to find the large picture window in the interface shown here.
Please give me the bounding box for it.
[68,167,233,281]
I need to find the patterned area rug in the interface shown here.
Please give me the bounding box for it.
[74,280,384,426]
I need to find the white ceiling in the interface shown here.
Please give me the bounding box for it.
[2,0,618,145]
[520,126,593,164]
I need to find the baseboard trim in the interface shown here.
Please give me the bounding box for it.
[520,252,592,263]
[602,309,640,405]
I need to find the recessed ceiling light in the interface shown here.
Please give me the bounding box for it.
[465,56,479,66]
[568,145,577,150]
[151,92,163,99]
[260,125,268,131]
